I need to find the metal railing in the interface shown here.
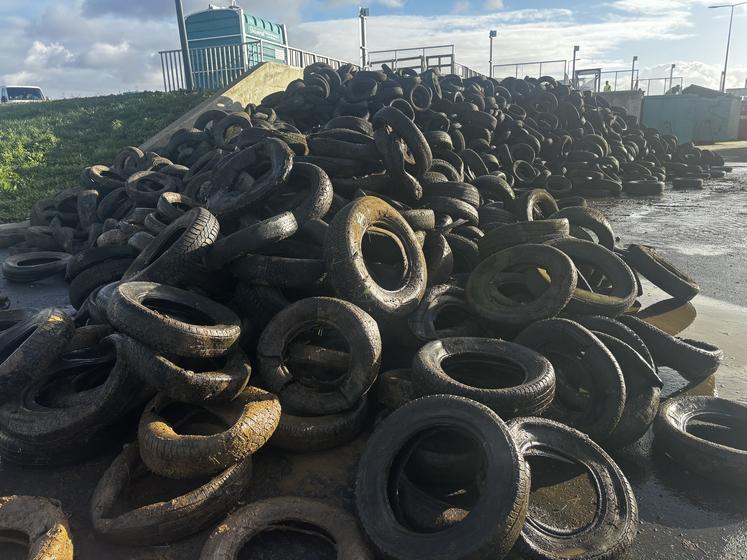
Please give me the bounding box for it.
[492,59,569,81]
[159,39,357,92]
[368,44,485,78]
[638,77,684,95]
[598,69,639,92]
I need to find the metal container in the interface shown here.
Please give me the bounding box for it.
[641,94,741,144]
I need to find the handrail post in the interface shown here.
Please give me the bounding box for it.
[174,0,194,90]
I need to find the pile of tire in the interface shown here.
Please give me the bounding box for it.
[0,62,744,560]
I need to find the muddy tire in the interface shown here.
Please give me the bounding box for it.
[625,244,699,302]
[0,496,73,560]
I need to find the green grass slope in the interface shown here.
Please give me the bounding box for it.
[0,90,212,223]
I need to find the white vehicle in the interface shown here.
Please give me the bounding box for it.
[0,85,47,103]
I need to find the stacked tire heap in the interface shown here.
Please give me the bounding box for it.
[0,62,744,560]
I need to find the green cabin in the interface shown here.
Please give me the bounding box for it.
[185,3,287,88]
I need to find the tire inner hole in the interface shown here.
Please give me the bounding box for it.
[391,427,484,533]
[543,347,593,413]
[686,413,747,451]
[34,362,114,408]
[441,352,527,389]
[109,465,213,516]
[284,324,351,390]
[361,226,408,291]
[159,402,229,437]
[237,523,337,560]
[0,529,29,560]
[527,449,598,532]
[432,303,474,335]
[142,298,216,326]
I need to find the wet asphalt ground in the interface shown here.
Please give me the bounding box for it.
[0,166,746,559]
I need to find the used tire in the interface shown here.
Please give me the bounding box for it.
[107,282,241,358]
[515,318,626,442]
[257,296,381,415]
[412,337,555,418]
[138,388,280,479]
[654,395,747,488]
[2,251,71,283]
[0,496,73,560]
[509,417,638,560]
[91,444,253,545]
[355,395,529,560]
[625,244,699,302]
[199,497,374,559]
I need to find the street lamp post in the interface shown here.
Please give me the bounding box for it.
[175,0,194,91]
[709,2,746,92]
[489,30,497,78]
[630,55,638,91]
[571,45,579,88]
[669,63,676,92]
[359,7,370,69]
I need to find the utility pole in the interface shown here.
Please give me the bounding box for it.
[175,0,194,91]
[630,55,638,90]
[571,45,579,88]
[669,63,676,92]
[359,7,369,69]
[489,30,497,78]
[709,2,746,92]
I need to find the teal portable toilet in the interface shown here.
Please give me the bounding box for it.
[185,2,287,88]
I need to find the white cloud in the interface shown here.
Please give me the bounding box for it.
[485,0,504,9]
[24,41,74,69]
[453,1,471,14]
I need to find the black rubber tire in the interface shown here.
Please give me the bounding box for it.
[373,106,433,177]
[121,336,250,403]
[0,496,73,560]
[467,244,577,327]
[156,192,196,223]
[90,444,253,545]
[107,282,241,358]
[207,212,298,269]
[575,315,655,369]
[269,396,368,452]
[355,395,529,560]
[401,209,436,231]
[549,206,615,250]
[593,332,663,449]
[672,177,703,190]
[0,334,142,442]
[623,179,665,195]
[2,251,71,283]
[68,258,133,310]
[412,337,555,418]
[374,369,415,410]
[138,387,280,479]
[0,308,74,403]
[617,315,723,381]
[199,497,375,559]
[66,245,135,281]
[258,296,381,415]
[514,189,559,221]
[625,244,699,302]
[231,254,326,289]
[123,207,220,286]
[325,196,427,320]
[478,219,570,259]
[509,417,638,560]
[407,284,480,341]
[545,237,637,317]
[421,196,479,226]
[654,395,747,488]
[514,318,626,443]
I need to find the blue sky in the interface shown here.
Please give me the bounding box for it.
[1,0,745,97]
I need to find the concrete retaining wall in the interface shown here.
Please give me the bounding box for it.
[598,90,644,120]
[140,62,303,151]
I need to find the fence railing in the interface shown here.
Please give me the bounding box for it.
[159,40,358,92]
[368,44,485,78]
[492,59,569,81]
[638,77,684,96]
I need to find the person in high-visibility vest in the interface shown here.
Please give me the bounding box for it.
[603,80,612,92]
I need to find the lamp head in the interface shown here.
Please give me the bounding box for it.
[359,7,369,16]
